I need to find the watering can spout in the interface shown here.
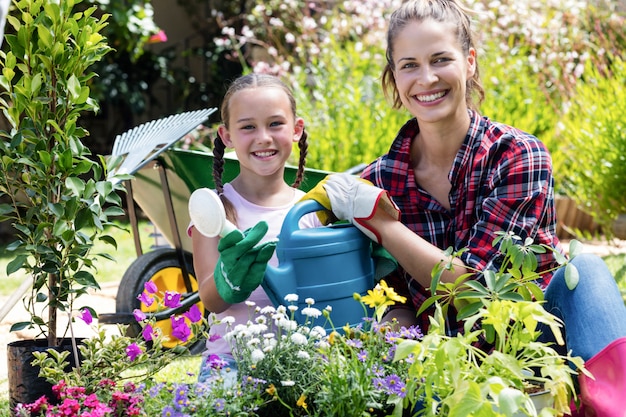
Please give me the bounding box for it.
[262,200,375,331]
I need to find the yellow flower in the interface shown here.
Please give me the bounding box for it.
[361,284,388,309]
[297,394,308,409]
[380,280,407,304]
[266,384,276,396]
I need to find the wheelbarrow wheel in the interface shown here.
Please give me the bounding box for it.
[116,248,206,354]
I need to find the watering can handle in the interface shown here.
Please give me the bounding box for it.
[281,199,326,235]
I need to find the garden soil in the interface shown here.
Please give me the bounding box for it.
[1,238,626,403]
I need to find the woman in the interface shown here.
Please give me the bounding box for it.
[311,0,626,414]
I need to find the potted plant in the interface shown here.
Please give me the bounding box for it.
[395,232,588,416]
[0,0,124,407]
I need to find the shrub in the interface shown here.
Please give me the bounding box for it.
[556,55,626,235]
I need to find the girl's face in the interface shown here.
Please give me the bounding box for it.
[391,18,475,126]
[219,86,304,179]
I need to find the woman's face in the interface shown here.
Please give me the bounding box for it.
[391,18,475,126]
[218,86,304,179]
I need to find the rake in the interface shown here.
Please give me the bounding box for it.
[108,108,217,182]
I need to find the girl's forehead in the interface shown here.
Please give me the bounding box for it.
[228,87,292,119]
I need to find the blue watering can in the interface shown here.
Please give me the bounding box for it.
[262,199,375,332]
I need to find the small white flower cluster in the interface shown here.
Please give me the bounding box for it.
[222,294,331,366]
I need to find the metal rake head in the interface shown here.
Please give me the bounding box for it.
[107,108,217,181]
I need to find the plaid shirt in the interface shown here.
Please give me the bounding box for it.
[361,110,563,345]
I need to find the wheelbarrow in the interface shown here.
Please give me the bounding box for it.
[99,109,337,352]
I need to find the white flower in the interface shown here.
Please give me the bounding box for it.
[281,380,295,387]
[290,332,308,346]
[259,306,276,315]
[301,307,322,318]
[288,305,298,313]
[221,316,236,325]
[297,350,311,360]
[244,300,256,307]
[250,349,265,364]
[310,326,327,339]
[277,318,297,332]
[305,297,315,306]
[284,294,299,303]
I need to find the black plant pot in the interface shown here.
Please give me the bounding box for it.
[7,338,83,413]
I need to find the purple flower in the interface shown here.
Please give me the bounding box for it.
[215,398,226,412]
[206,354,228,370]
[171,316,191,342]
[144,281,158,294]
[382,374,406,397]
[142,324,155,341]
[79,309,93,325]
[137,292,154,307]
[208,334,222,343]
[183,304,202,323]
[164,291,182,308]
[133,309,147,322]
[126,343,142,361]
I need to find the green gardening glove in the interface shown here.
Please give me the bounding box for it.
[372,242,398,281]
[214,221,277,304]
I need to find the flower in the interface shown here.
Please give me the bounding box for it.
[18,280,420,417]
[17,282,210,417]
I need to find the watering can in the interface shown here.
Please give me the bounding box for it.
[263,199,375,332]
[188,190,375,332]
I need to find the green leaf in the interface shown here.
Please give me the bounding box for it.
[565,263,580,290]
[456,301,482,321]
[496,387,526,416]
[10,321,32,332]
[67,74,81,102]
[65,177,85,196]
[394,339,421,361]
[74,270,98,287]
[568,240,584,259]
[7,255,27,275]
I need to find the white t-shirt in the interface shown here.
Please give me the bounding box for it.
[191,182,320,356]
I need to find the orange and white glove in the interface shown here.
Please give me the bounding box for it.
[302,173,400,244]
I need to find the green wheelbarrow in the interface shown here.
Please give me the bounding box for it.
[100,109,336,352]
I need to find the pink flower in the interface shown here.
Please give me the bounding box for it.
[133,309,147,322]
[183,304,202,323]
[144,281,158,294]
[164,291,182,308]
[126,343,143,361]
[142,323,154,341]
[147,30,167,44]
[79,309,93,325]
[137,292,154,307]
[171,316,191,342]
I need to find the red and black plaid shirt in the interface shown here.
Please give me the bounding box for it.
[361,110,563,346]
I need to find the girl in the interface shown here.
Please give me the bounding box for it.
[189,73,319,383]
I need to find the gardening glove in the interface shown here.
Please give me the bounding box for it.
[302,173,400,244]
[214,221,277,304]
[371,242,398,281]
